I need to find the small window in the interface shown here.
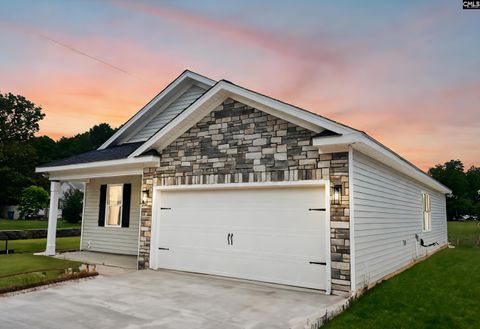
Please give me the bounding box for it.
[422,193,431,231]
[106,184,123,227]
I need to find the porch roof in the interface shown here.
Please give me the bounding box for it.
[37,142,143,168]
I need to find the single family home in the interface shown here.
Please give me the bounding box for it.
[36,70,451,296]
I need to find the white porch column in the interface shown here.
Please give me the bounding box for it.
[45,180,61,256]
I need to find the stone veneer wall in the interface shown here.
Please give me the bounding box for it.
[138,98,351,296]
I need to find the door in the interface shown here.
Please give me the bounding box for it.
[153,185,328,290]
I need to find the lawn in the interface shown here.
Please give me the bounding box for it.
[324,222,480,329]
[0,254,82,291]
[0,219,80,230]
[5,236,80,254]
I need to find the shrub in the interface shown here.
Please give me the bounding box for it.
[62,189,83,223]
[18,185,49,219]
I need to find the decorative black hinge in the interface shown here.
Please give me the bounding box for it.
[308,208,326,211]
[160,207,171,210]
[158,247,170,250]
[309,261,327,265]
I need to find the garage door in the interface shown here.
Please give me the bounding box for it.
[152,185,328,290]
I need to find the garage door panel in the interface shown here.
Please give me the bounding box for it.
[154,186,327,290]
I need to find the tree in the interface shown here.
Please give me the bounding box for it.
[429,160,479,220]
[0,92,45,142]
[18,186,49,219]
[0,93,45,206]
[61,189,84,223]
[466,166,480,218]
[89,123,115,149]
[29,136,57,165]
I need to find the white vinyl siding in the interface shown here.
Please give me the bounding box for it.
[352,150,447,290]
[81,175,141,255]
[127,85,206,143]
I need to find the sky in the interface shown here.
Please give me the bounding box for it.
[0,0,478,170]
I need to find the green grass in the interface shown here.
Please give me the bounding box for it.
[324,222,480,329]
[0,254,82,290]
[0,219,80,230]
[5,236,80,254]
[448,221,480,246]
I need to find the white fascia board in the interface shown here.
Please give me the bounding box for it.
[36,155,160,173]
[50,169,144,181]
[98,71,216,150]
[223,83,356,135]
[155,179,329,191]
[313,134,452,194]
[131,81,356,157]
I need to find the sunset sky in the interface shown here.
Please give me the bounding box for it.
[0,0,478,170]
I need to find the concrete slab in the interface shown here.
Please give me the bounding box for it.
[0,269,346,329]
[55,251,137,269]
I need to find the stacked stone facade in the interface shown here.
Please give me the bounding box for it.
[139,98,351,295]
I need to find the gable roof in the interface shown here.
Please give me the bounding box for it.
[98,70,215,149]
[129,79,357,157]
[36,70,450,194]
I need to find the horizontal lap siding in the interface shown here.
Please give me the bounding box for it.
[81,175,141,255]
[128,85,206,143]
[353,151,447,290]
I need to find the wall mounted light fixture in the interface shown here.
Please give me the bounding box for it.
[333,185,342,205]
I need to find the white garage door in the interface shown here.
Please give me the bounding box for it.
[152,185,328,290]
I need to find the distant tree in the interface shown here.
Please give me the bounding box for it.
[29,136,57,165]
[466,166,480,218]
[89,123,115,149]
[0,92,45,142]
[429,160,478,220]
[18,185,49,219]
[0,93,45,206]
[62,189,84,223]
[466,166,480,201]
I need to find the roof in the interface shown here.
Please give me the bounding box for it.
[37,142,143,168]
[36,70,450,194]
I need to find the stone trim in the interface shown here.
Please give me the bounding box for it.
[138,99,351,295]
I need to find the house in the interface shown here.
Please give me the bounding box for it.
[36,70,451,296]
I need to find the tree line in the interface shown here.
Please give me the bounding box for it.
[0,92,116,207]
[429,160,480,220]
[0,92,478,220]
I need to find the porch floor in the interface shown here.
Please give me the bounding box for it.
[55,251,137,269]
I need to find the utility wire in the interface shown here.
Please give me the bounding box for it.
[35,32,153,84]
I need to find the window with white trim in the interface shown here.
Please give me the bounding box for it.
[422,193,431,231]
[106,184,123,227]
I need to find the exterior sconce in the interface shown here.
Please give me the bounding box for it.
[142,188,150,204]
[333,185,342,205]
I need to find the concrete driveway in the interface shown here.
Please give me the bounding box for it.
[0,270,346,329]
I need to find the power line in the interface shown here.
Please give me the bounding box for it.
[35,32,153,84]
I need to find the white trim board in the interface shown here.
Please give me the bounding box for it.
[36,155,160,174]
[348,146,356,291]
[155,180,329,191]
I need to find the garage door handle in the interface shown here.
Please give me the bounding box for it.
[158,247,170,251]
[227,233,233,245]
[308,208,326,211]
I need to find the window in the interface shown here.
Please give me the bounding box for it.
[422,193,431,231]
[106,184,123,227]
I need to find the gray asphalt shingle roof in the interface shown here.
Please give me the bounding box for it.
[38,142,143,168]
